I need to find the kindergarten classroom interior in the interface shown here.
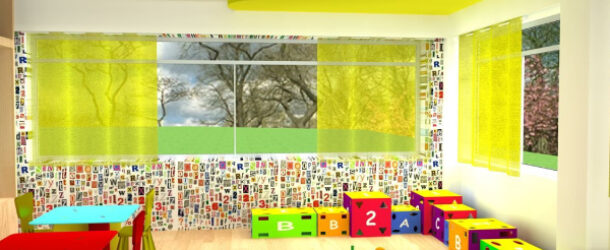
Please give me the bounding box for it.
[0,0,609,249]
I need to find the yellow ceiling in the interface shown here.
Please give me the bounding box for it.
[228,0,482,15]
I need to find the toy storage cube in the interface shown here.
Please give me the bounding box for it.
[448,218,517,250]
[444,220,450,245]
[391,204,420,234]
[431,204,477,244]
[480,238,542,250]
[314,207,349,236]
[343,192,391,237]
[410,189,462,235]
[251,208,317,239]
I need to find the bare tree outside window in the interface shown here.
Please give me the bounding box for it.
[158,42,317,129]
[157,76,190,126]
[157,64,234,127]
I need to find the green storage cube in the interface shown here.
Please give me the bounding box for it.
[251,208,317,238]
[480,238,542,250]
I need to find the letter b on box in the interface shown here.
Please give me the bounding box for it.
[251,208,317,239]
[277,221,294,231]
[314,207,349,236]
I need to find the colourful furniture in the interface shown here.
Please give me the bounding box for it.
[132,211,146,250]
[313,207,349,236]
[448,218,517,250]
[30,205,139,227]
[0,231,117,250]
[481,238,542,250]
[118,190,156,250]
[14,192,51,233]
[343,192,391,237]
[410,189,462,235]
[431,203,477,244]
[251,207,317,238]
[30,204,139,250]
[390,204,420,234]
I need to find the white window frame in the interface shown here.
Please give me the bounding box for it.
[520,13,560,177]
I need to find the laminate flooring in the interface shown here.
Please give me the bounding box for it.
[152,229,448,250]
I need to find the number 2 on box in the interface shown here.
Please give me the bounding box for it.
[366,211,376,226]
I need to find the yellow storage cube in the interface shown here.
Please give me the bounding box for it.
[448,218,517,250]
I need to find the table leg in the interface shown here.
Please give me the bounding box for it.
[89,224,110,231]
[108,223,121,250]
[89,223,111,250]
[88,223,121,250]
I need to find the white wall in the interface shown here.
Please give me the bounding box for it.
[443,1,560,249]
[14,0,449,38]
[585,1,610,247]
[556,0,610,249]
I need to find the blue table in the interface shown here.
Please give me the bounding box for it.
[31,205,139,225]
[30,205,139,250]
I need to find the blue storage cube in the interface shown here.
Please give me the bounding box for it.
[444,220,449,245]
[391,205,421,234]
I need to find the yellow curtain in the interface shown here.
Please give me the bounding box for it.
[317,40,417,153]
[458,18,522,176]
[29,33,158,162]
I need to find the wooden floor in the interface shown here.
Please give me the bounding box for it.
[0,198,18,240]
[152,229,448,250]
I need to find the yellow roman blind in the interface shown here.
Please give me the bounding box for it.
[29,33,158,162]
[317,39,417,153]
[458,18,522,176]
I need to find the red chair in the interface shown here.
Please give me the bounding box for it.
[132,211,146,250]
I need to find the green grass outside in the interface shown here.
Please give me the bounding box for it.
[236,127,317,154]
[158,126,234,154]
[159,127,415,154]
[523,151,558,171]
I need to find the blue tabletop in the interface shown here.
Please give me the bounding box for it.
[30,205,140,225]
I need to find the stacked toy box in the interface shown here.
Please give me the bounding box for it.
[250,190,543,250]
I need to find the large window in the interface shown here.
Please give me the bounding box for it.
[28,34,426,161]
[157,38,423,155]
[522,17,560,171]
